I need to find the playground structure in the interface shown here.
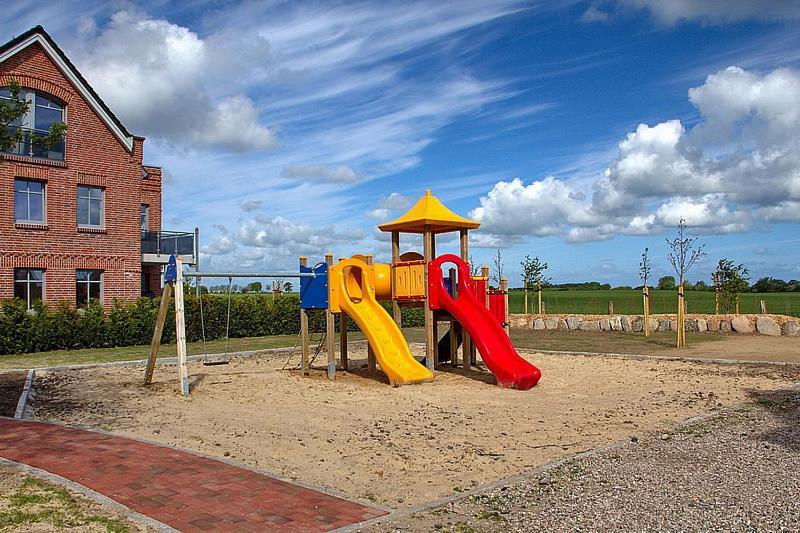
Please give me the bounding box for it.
[146,189,541,395]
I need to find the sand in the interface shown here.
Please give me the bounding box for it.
[31,345,800,507]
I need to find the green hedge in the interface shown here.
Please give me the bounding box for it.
[0,295,424,355]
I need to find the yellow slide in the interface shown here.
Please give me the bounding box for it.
[329,258,433,386]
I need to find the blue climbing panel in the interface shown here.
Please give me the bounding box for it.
[300,262,329,309]
[164,255,178,283]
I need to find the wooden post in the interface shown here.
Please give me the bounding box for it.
[174,258,189,396]
[459,229,472,369]
[760,300,767,314]
[537,281,543,315]
[523,285,528,315]
[365,254,376,371]
[325,253,336,380]
[145,281,173,384]
[715,287,719,314]
[608,300,614,316]
[677,283,685,348]
[500,277,510,336]
[481,265,490,309]
[338,257,348,371]
[423,227,435,372]
[448,267,458,366]
[391,231,402,326]
[736,294,740,314]
[643,286,650,337]
[299,257,309,375]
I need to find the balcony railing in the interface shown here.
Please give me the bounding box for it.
[1,126,65,162]
[141,230,195,257]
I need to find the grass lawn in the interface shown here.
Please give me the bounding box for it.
[509,329,720,354]
[508,289,800,317]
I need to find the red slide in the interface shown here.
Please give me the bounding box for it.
[429,254,541,390]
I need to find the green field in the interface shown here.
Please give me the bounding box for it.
[508,289,800,317]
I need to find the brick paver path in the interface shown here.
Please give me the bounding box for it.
[0,418,387,532]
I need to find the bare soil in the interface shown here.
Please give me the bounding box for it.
[31,346,800,508]
[0,371,26,418]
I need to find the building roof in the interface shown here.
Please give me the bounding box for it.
[0,26,135,152]
[378,189,481,234]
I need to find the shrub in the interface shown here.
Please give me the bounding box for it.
[0,294,428,355]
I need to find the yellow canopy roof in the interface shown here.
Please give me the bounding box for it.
[378,189,481,234]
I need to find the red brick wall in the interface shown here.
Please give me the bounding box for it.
[0,42,162,307]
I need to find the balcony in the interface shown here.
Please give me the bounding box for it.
[1,127,65,162]
[141,230,197,266]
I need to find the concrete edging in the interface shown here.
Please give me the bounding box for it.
[14,369,35,419]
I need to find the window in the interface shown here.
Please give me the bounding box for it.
[14,179,45,223]
[76,270,102,307]
[14,269,44,310]
[77,186,104,228]
[0,88,65,161]
[140,204,149,231]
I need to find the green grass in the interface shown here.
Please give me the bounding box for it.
[0,477,129,532]
[508,289,800,317]
[0,334,302,371]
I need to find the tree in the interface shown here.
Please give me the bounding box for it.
[245,281,262,293]
[693,280,710,291]
[657,275,676,290]
[751,277,787,293]
[1,79,67,157]
[666,219,706,347]
[283,281,293,293]
[468,255,480,276]
[520,255,549,314]
[639,248,652,336]
[712,259,749,313]
[491,249,504,286]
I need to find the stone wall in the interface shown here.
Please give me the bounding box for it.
[509,313,799,337]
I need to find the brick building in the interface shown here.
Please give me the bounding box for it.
[1,26,195,309]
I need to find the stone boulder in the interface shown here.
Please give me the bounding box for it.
[566,316,581,330]
[631,316,643,332]
[658,320,671,332]
[756,316,781,336]
[706,318,720,332]
[557,318,568,330]
[731,316,754,334]
[669,320,678,331]
[620,315,632,332]
[534,318,546,330]
[600,318,611,331]
[544,316,560,330]
[609,316,623,331]
[783,321,800,336]
[579,320,601,331]
[695,318,707,332]
[649,318,659,333]
[510,315,530,329]
[719,320,732,333]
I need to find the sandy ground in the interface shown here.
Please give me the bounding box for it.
[31,345,800,508]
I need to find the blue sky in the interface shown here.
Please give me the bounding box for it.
[4,1,800,286]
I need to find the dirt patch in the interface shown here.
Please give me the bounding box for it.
[31,347,800,507]
[0,371,26,417]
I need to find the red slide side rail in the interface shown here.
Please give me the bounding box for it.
[428,254,541,390]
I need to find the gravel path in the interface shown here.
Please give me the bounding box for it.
[364,385,800,532]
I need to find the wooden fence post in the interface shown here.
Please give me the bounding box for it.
[174,258,189,396]
[608,300,614,316]
[760,300,767,314]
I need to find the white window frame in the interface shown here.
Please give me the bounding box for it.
[140,204,150,231]
[14,178,46,224]
[0,88,66,160]
[77,185,105,229]
[76,269,103,307]
[14,268,45,310]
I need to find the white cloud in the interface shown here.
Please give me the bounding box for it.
[580,6,611,23]
[472,66,800,243]
[201,226,237,255]
[621,0,800,25]
[281,165,362,183]
[367,192,411,220]
[74,10,275,151]
[236,215,364,257]
[240,200,263,212]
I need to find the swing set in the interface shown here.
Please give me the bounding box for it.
[144,255,315,396]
